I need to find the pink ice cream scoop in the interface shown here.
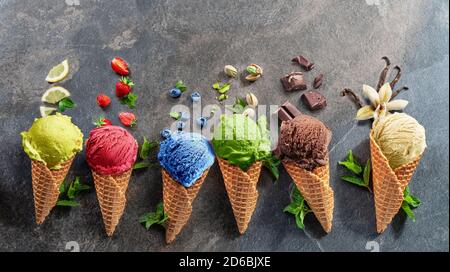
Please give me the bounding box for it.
[85,125,138,175]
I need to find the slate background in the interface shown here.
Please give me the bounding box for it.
[0,0,448,251]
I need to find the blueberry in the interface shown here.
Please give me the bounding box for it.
[169,88,182,98]
[190,92,201,102]
[176,121,185,130]
[196,117,207,129]
[180,112,190,121]
[160,129,171,139]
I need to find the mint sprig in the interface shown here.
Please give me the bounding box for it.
[133,137,159,170]
[56,177,90,207]
[58,97,76,112]
[283,187,312,230]
[263,154,280,181]
[120,92,138,109]
[175,80,187,93]
[401,186,421,221]
[139,202,168,229]
[226,97,247,114]
[339,150,371,191]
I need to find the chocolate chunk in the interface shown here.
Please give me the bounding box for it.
[301,91,327,110]
[280,72,307,92]
[275,101,302,121]
[313,74,324,89]
[291,55,315,71]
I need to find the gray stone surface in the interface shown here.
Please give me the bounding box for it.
[0,0,448,252]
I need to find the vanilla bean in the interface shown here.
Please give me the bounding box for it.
[390,86,409,100]
[341,88,363,108]
[389,66,402,89]
[377,56,391,91]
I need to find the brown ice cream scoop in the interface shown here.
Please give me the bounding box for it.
[278,115,332,170]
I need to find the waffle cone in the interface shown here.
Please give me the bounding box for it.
[162,168,209,244]
[282,159,334,233]
[369,133,422,233]
[216,157,262,234]
[92,169,132,236]
[31,157,74,224]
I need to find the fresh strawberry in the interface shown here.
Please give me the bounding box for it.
[94,117,112,127]
[96,93,111,108]
[116,77,135,97]
[111,57,129,76]
[119,112,137,127]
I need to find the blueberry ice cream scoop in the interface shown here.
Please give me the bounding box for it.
[158,132,215,187]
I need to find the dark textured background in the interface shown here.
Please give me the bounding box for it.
[0,0,448,252]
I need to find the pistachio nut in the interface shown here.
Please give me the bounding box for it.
[246,64,263,75]
[224,65,237,78]
[246,92,258,108]
[242,108,256,118]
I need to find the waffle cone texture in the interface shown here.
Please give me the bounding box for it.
[31,157,74,224]
[369,132,422,233]
[92,169,132,236]
[282,159,334,233]
[216,157,262,234]
[162,168,209,244]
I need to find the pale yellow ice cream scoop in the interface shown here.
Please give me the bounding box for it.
[372,113,426,169]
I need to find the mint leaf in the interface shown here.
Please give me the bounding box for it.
[284,187,311,230]
[338,161,362,175]
[59,182,66,194]
[170,112,181,120]
[175,80,187,92]
[139,202,168,230]
[341,176,367,187]
[363,159,371,187]
[401,201,416,221]
[139,137,151,160]
[263,154,280,181]
[58,97,76,112]
[120,92,138,109]
[56,200,80,207]
[133,161,151,170]
[403,186,421,208]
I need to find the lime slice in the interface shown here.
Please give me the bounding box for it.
[45,59,69,83]
[41,86,71,104]
[40,106,57,117]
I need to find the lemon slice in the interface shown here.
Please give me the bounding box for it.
[45,59,69,83]
[40,106,57,117]
[41,86,71,104]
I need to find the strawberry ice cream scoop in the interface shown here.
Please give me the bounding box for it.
[85,125,138,175]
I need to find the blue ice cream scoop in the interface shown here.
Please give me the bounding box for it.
[158,132,215,187]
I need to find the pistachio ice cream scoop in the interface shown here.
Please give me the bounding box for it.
[21,113,83,169]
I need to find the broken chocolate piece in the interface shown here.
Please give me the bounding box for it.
[291,55,315,71]
[280,72,307,92]
[302,91,327,110]
[313,74,324,89]
[275,101,302,121]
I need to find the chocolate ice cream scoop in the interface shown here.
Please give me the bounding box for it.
[278,115,332,170]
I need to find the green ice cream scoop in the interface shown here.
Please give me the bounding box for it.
[21,113,83,169]
[212,114,271,170]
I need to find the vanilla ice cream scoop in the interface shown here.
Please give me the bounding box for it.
[372,113,426,169]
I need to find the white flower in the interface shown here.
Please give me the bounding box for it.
[356,83,408,121]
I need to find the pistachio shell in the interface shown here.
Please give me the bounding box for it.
[356,105,375,120]
[386,99,409,111]
[245,73,261,82]
[362,84,380,106]
[246,93,258,108]
[224,65,237,77]
[378,83,392,103]
[242,108,255,118]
